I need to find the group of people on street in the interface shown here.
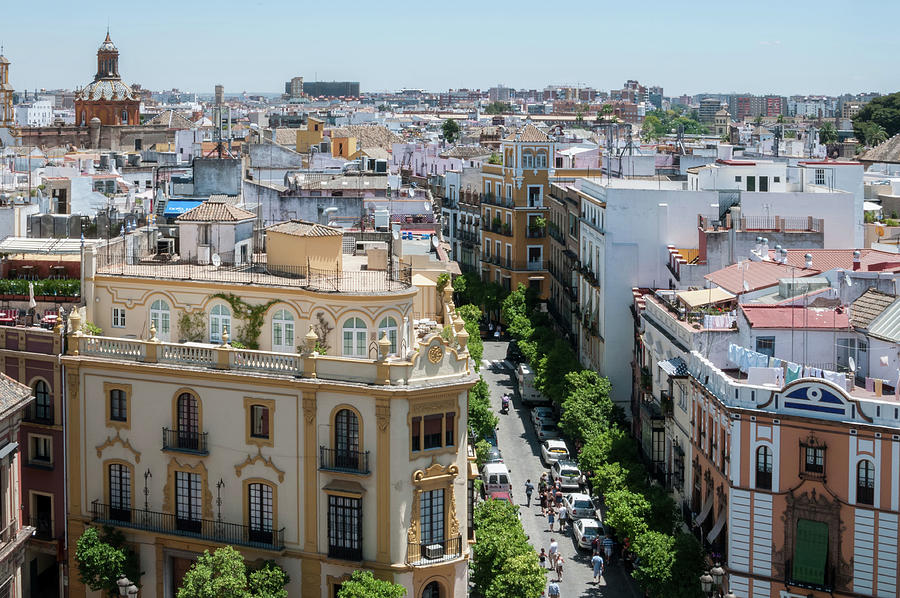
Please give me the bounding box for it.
[526,471,609,596]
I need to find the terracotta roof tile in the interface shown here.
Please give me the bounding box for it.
[850,288,897,329]
[771,249,900,273]
[705,260,820,294]
[266,220,342,237]
[503,123,550,143]
[146,110,196,130]
[741,305,851,330]
[176,198,255,222]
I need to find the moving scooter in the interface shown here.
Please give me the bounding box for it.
[501,394,510,414]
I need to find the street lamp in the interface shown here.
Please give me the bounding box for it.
[710,563,726,588]
[700,571,714,596]
[723,591,737,598]
[117,575,138,597]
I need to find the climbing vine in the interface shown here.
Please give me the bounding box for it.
[211,293,278,349]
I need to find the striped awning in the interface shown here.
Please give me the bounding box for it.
[695,494,714,526]
[707,509,727,543]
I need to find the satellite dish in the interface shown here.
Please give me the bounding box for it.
[431,236,439,249]
[211,253,221,267]
[849,356,856,373]
[392,230,400,241]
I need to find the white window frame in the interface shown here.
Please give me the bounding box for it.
[112,307,126,328]
[150,299,170,341]
[378,316,398,355]
[210,304,231,344]
[342,317,368,358]
[272,309,295,353]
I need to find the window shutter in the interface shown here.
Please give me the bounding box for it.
[794,519,828,585]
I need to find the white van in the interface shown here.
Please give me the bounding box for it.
[482,462,512,496]
[517,363,551,407]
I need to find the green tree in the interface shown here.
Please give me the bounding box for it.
[442,118,461,144]
[485,552,545,598]
[776,114,785,123]
[853,92,900,140]
[604,487,650,541]
[600,104,614,116]
[75,527,127,597]
[859,121,888,146]
[456,303,484,366]
[818,122,838,145]
[469,377,498,440]
[487,152,502,165]
[484,102,513,115]
[641,114,661,141]
[631,531,676,597]
[177,547,289,598]
[337,570,406,598]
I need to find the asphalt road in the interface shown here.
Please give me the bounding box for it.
[480,340,643,598]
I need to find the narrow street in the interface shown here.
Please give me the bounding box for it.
[480,340,642,598]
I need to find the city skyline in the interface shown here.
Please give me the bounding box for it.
[2,0,898,97]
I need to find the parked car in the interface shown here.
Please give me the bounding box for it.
[487,491,520,519]
[550,459,585,490]
[534,420,561,441]
[563,492,595,519]
[481,446,503,466]
[572,518,607,551]
[531,406,555,427]
[540,439,570,465]
[506,340,524,363]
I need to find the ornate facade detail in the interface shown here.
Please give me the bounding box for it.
[234,448,285,483]
[162,457,214,520]
[302,392,316,425]
[95,430,141,463]
[376,397,390,432]
[409,396,458,417]
[428,344,443,364]
[448,483,460,538]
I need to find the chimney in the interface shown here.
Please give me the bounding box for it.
[761,237,769,260]
[805,253,813,270]
[853,250,861,271]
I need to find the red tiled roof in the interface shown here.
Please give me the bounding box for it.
[715,159,756,166]
[705,260,820,294]
[741,305,851,330]
[769,249,900,273]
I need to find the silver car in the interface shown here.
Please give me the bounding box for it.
[551,459,584,490]
[563,492,595,519]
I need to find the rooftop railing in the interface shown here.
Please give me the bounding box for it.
[94,251,413,294]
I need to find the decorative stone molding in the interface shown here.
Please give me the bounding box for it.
[234,447,285,483]
[408,461,460,545]
[162,457,213,520]
[95,430,141,463]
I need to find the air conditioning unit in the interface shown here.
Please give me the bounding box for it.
[423,544,444,560]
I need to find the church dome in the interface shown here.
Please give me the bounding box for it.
[77,79,136,101]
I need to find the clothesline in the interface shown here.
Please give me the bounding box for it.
[727,343,850,390]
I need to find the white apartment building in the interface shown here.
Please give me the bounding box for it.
[14,100,53,127]
[575,158,865,408]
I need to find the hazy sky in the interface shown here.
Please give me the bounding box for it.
[3,0,897,96]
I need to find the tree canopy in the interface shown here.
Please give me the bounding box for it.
[442,118,461,144]
[336,570,406,598]
[818,122,838,145]
[471,499,545,598]
[853,92,900,142]
[177,546,289,598]
[75,526,142,598]
[484,102,514,114]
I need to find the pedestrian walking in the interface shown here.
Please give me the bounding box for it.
[557,504,567,532]
[555,556,565,581]
[525,479,534,507]
[547,507,556,531]
[548,538,559,569]
[494,327,500,340]
[547,580,560,598]
[554,488,563,506]
[591,553,604,583]
[603,537,615,563]
[539,490,548,514]
[538,547,547,569]
[591,535,600,555]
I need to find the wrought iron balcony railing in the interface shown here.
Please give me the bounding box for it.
[91,500,285,551]
[319,446,370,474]
[162,428,209,455]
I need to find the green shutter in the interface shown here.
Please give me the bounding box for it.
[794,519,828,585]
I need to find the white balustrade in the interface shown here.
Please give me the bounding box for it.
[80,336,145,360]
[160,343,215,366]
[230,349,300,374]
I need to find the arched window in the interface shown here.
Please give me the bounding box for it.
[756,446,772,490]
[176,393,200,451]
[342,317,367,358]
[334,409,360,470]
[422,581,441,598]
[121,109,128,125]
[80,111,86,126]
[210,304,231,344]
[272,309,295,353]
[378,316,398,355]
[857,459,875,505]
[108,463,131,522]
[150,299,170,341]
[522,151,534,169]
[33,380,51,423]
[248,482,274,544]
